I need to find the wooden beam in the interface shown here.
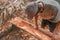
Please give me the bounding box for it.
[10,17,53,40]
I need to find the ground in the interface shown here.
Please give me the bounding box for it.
[0,0,60,40]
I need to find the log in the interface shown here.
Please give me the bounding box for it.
[10,17,53,40]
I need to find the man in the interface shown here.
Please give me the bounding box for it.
[25,0,60,32]
[25,1,44,29]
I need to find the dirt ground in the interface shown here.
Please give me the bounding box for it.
[0,0,60,40]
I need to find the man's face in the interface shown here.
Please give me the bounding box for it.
[39,2,44,13]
